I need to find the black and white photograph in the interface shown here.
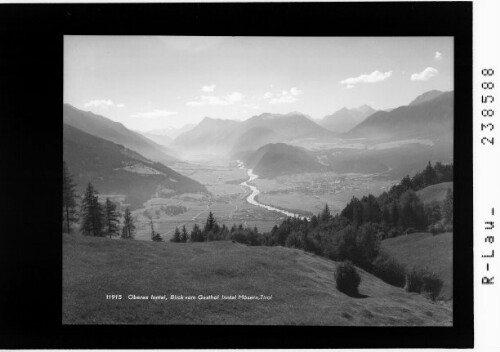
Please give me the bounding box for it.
[63,35,455,326]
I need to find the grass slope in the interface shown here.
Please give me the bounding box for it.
[416,182,452,204]
[64,234,452,325]
[381,232,453,300]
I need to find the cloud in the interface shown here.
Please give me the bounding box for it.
[410,67,439,81]
[225,91,244,103]
[84,99,124,109]
[340,70,392,89]
[131,109,178,119]
[186,92,245,107]
[434,51,442,60]
[267,87,303,104]
[263,92,273,99]
[201,84,216,92]
[243,103,260,110]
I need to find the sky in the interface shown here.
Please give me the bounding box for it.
[64,36,453,131]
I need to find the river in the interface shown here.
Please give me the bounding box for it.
[236,160,308,220]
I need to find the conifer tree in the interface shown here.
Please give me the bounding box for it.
[190,224,202,242]
[442,188,453,225]
[171,227,181,242]
[104,198,121,238]
[62,161,78,233]
[391,201,400,226]
[320,203,331,222]
[122,207,136,240]
[80,182,104,237]
[205,211,216,232]
[180,225,189,242]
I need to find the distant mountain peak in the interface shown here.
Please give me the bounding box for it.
[409,90,444,106]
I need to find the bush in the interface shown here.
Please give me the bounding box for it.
[387,227,402,238]
[428,222,445,235]
[421,271,444,300]
[335,261,361,295]
[444,223,453,232]
[404,268,443,301]
[372,252,406,287]
[404,227,417,235]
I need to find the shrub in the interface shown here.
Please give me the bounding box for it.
[444,223,453,232]
[420,270,444,300]
[372,252,406,287]
[335,261,361,295]
[404,268,443,301]
[404,227,417,235]
[387,227,402,238]
[428,222,445,235]
[404,268,423,293]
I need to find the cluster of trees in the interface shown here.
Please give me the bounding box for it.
[62,161,136,239]
[340,161,453,236]
[169,211,261,244]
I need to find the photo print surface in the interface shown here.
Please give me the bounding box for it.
[63,36,454,325]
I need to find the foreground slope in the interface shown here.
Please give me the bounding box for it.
[63,123,206,209]
[63,234,452,325]
[381,232,453,300]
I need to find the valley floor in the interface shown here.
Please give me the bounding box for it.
[63,233,452,325]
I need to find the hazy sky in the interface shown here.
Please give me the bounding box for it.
[64,36,453,131]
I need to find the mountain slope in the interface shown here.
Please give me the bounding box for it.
[63,104,178,165]
[242,143,324,178]
[347,91,453,140]
[409,90,444,106]
[320,105,376,133]
[171,117,240,154]
[63,123,206,209]
[172,112,335,155]
[64,233,452,325]
[139,131,173,148]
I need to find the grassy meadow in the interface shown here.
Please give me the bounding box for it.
[63,233,452,325]
[381,232,453,300]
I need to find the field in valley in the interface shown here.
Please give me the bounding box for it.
[130,159,398,240]
[63,233,452,325]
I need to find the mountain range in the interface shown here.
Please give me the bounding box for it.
[171,112,336,156]
[63,104,178,165]
[63,123,207,209]
[346,91,453,140]
[319,105,377,133]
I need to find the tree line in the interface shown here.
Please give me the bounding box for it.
[63,161,136,239]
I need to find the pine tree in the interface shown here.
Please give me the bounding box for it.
[104,198,121,238]
[180,225,189,242]
[171,227,181,242]
[423,161,438,187]
[205,211,216,232]
[149,217,155,240]
[321,203,331,222]
[442,188,453,225]
[80,182,104,237]
[122,207,136,240]
[391,201,400,227]
[190,224,202,242]
[62,161,78,233]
